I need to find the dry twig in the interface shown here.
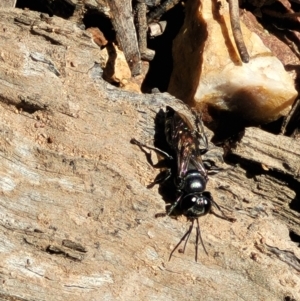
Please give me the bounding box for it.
[228,0,250,63]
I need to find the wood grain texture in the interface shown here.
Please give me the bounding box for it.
[231,127,300,180]
[0,7,299,301]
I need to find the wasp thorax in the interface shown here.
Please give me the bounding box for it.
[184,170,206,193]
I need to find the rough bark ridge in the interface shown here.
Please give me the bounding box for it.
[0,8,299,301]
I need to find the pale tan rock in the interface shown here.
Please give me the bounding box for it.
[168,0,298,124]
[100,43,141,93]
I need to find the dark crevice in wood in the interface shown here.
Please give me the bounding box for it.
[282,97,300,137]
[284,296,297,301]
[205,109,248,142]
[260,116,284,135]
[0,95,46,114]
[45,245,84,261]
[30,28,64,45]
[82,8,116,42]
[290,198,300,213]
[16,0,75,18]
[141,3,184,92]
[224,154,266,178]
[16,100,46,114]
[289,230,300,247]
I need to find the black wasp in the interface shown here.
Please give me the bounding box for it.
[131,106,227,261]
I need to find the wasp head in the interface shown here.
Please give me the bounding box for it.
[180,192,212,219]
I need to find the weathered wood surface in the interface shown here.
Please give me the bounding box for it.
[0,8,299,301]
[231,127,300,181]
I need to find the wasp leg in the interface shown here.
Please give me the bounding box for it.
[147,169,171,188]
[211,199,236,222]
[130,138,173,161]
[131,138,173,188]
[228,0,249,63]
[167,193,183,216]
[203,159,223,175]
[180,219,194,254]
[169,221,194,261]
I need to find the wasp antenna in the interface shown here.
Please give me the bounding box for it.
[169,223,193,261]
[181,219,194,254]
[196,218,208,259]
[195,222,199,261]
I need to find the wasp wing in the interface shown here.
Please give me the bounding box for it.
[165,106,207,179]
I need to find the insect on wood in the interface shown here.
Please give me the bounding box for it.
[131,106,230,261]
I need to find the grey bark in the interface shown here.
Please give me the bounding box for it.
[0,7,299,301]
